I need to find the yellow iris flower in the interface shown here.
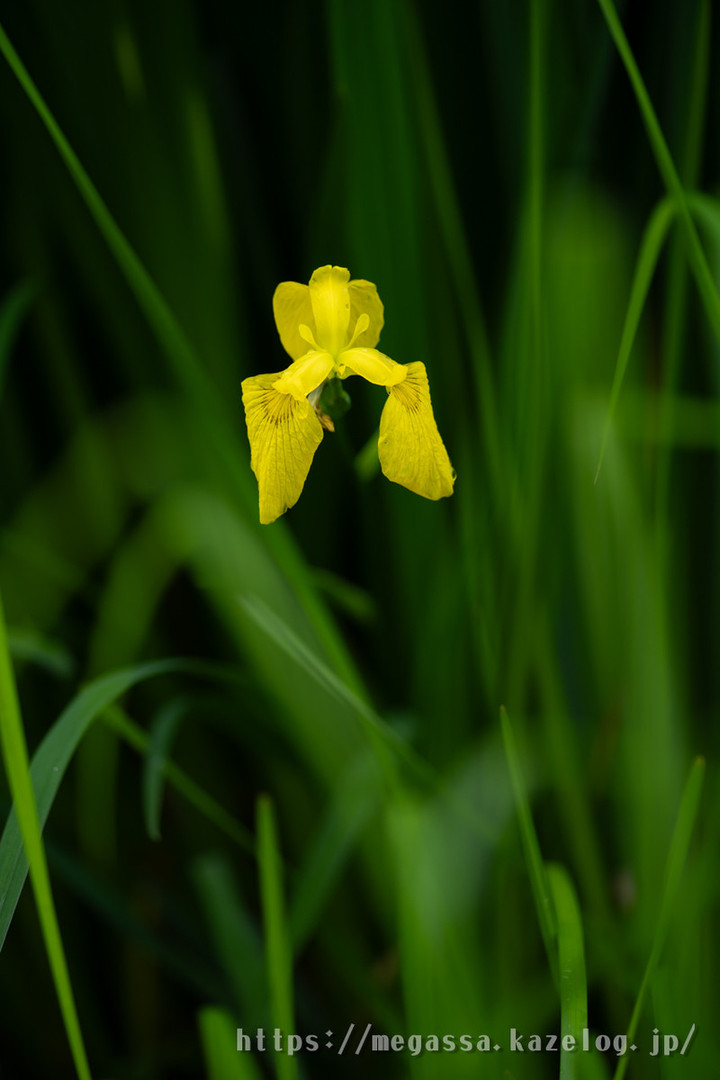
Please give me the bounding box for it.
[241,265,455,524]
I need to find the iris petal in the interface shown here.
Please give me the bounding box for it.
[273,350,334,400]
[348,278,384,348]
[242,373,324,524]
[308,265,351,355]
[273,282,314,360]
[378,362,455,500]
[340,347,407,386]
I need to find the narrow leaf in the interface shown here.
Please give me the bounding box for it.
[501,707,558,982]
[257,795,297,1080]
[0,280,34,396]
[142,697,186,841]
[613,757,704,1080]
[548,863,588,1080]
[200,1007,263,1080]
[595,198,676,482]
[0,593,92,1079]
[0,659,184,949]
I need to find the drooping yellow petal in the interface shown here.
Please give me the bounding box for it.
[308,265,351,356]
[272,350,334,400]
[339,347,407,386]
[348,278,384,348]
[242,373,324,524]
[273,281,314,360]
[377,362,455,500]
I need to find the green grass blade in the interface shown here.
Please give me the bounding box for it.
[240,596,495,845]
[595,197,676,482]
[547,863,588,1080]
[103,705,255,855]
[142,697,185,841]
[596,0,720,343]
[0,281,34,397]
[0,592,92,1079]
[0,658,187,948]
[613,757,705,1080]
[289,751,380,952]
[533,619,610,926]
[240,595,374,719]
[505,0,548,704]
[238,593,401,781]
[400,3,501,500]
[256,795,297,1080]
[8,627,74,679]
[47,839,222,1001]
[199,1007,263,1080]
[0,23,207,407]
[653,1,712,531]
[194,854,266,1018]
[688,192,720,245]
[500,707,558,982]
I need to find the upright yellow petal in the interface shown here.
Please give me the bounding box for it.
[377,362,455,501]
[339,347,407,387]
[242,373,324,524]
[348,278,384,348]
[273,281,314,360]
[309,266,351,355]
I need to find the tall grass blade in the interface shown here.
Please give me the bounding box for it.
[289,750,380,952]
[0,281,34,397]
[0,658,186,947]
[256,795,297,1080]
[653,1,712,530]
[595,0,720,343]
[104,705,254,855]
[194,855,266,1019]
[8,628,74,679]
[613,757,705,1080]
[0,23,208,408]
[200,1006,263,1080]
[500,707,557,982]
[142,697,186,841]
[400,3,501,496]
[595,198,676,482]
[0,592,92,1079]
[238,594,401,779]
[548,863,588,1080]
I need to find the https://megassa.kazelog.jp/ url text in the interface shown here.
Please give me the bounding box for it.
[235,1024,696,1058]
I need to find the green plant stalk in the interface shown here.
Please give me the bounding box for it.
[506,0,547,704]
[654,0,711,541]
[239,596,496,843]
[595,197,676,482]
[501,707,558,985]
[0,591,92,1080]
[536,622,610,927]
[257,796,297,1080]
[200,1006,263,1080]
[547,864,588,1080]
[142,698,185,842]
[401,2,503,503]
[596,0,720,342]
[102,705,255,855]
[0,281,35,397]
[613,757,705,1080]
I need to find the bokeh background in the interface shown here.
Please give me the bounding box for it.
[0,0,719,1077]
